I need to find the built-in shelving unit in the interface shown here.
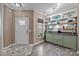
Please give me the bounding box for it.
[46,16,77,32]
[45,9,78,50]
[45,16,77,50]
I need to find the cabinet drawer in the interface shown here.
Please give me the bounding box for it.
[63,35,77,50]
[57,39,63,45]
[46,33,53,42]
[56,35,63,45]
[52,34,58,44]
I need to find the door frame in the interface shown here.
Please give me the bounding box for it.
[15,16,29,44]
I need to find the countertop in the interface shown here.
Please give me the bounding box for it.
[46,31,77,36]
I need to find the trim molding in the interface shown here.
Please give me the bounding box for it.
[32,40,44,46]
[2,40,44,49]
[33,9,45,16]
[77,51,79,55]
[2,44,15,49]
[1,4,4,49]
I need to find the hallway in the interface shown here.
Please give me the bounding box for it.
[0,3,79,56]
[30,42,77,56]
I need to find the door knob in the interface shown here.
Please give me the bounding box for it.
[26,30,29,33]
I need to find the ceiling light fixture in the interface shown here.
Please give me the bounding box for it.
[47,8,54,15]
[46,3,62,16]
[54,3,61,10]
[14,3,23,8]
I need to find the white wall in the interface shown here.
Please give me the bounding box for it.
[33,10,45,43]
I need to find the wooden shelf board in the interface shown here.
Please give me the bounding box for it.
[60,21,77,25]
[64,28,77,30]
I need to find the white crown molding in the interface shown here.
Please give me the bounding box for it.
[33,9,45,16]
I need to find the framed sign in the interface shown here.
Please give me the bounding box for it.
[19,20,25,25]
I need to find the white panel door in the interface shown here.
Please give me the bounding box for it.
[15,16,29,44]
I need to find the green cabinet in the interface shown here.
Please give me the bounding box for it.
[63,35,77,50]
[46,32,77,50]
[46,33,53,42]
[56,35,63,45]
[46,33,58,44]
[52,34,58,44]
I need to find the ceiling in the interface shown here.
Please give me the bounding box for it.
[5,3,77,15]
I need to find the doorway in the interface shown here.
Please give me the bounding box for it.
[15,16,29,44]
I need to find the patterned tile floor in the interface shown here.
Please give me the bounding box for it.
[0,44,33,56]
[0,42,78,56]
[30,42,78,56]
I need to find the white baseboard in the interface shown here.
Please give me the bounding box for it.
[2,44,15,50]
[1,40,44,49]
[32,40,44,46]
[77,51,79,55]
